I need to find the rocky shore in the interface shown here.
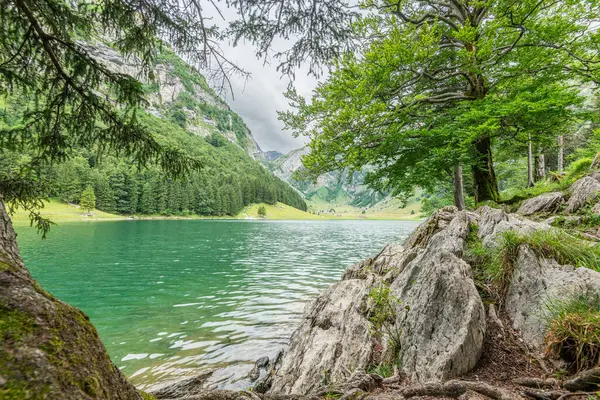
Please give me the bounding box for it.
[149,172,600,400]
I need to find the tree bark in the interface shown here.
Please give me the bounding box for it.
[472,135,499,204]
[0,197,141,399]
[534,151,546,182]
[453,164,466,211]
[557,135,564,172]
[527,134,534,188]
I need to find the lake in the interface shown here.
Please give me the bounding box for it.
[15,219,420,390]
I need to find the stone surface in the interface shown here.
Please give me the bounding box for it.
[517,192,565,216]
[478,206,548,247]
[269,208,486,395]
[504,246,600,350]
[565,176,600,213]
[152,370,215,399]
[390,212,485,383]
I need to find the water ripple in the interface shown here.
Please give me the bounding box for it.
[17,219,419,390]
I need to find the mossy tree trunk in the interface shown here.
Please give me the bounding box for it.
[0,197,141,399]
[472,135,500,204]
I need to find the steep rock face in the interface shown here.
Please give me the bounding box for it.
[269,278,375,394]
[390,212,485,383]
[518,192,565,216]
[269,207,487,395]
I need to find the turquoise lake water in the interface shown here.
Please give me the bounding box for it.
[15,219,419,390]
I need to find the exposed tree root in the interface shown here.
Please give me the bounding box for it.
[522,389,570,400]
[513,378,560,389]
[398,380,524,400]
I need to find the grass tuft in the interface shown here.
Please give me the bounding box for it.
[465,226,600,303]
[545,294,600,371]
[502,229,600,272]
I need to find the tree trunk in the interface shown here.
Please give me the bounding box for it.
[557,135,564,172]
[472,135,499,204]
[0,197,141,399]
[527,134,534,188]
[453,164,466,211]
[534,151,546,182]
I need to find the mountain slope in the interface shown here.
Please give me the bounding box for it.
[259,147,388,209]
[1,43,307,217]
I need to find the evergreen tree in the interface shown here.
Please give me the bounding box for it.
[79,185,96,213]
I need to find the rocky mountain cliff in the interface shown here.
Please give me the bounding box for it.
[258,147,387,208]
[85,41,262,156]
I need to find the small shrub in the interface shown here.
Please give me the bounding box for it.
[367,284,402,356]
[368,363,394,378]
[545,294,600,371]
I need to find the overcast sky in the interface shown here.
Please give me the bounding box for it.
[218,45,318,154]
[203,6,321,154]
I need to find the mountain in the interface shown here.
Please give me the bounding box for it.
[85,42,262,155]
[259,147,388,210]
[1,42,307,216]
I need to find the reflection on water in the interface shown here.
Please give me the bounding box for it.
[17,219,420,390]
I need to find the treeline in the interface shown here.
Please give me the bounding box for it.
[19,110,307,217]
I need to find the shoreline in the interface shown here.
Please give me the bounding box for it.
[11,200,424,226]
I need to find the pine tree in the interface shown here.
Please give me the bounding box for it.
[79,185,96,213]
[257,205,267,218]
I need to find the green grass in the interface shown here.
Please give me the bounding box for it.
[238,202,327,220]
[466,225,600,302]
[503,229,600,272]
[10,200,123,225]
[545,294,600,371]
[368,363,395,378]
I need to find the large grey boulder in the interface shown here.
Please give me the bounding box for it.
[517,192,565,216]
[390,212,485,383]
[565,176,600,213]
[269,208,486,395]
[504,246,600,350]
[268,276,376,395]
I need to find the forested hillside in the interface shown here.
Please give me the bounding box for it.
[0,43,306,218]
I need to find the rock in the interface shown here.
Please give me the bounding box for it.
[593,202,600,214]
[254,350,284,394]
[517,192,565,216]
[564,367,600,391]
[504,246,600,350]
[151,370,215,399]
[268,276,376,395]
[269,208,486,395]
[390,212,485,383]
[248,356,271,381]
[478,206,549,247]
[565,176,600,213]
